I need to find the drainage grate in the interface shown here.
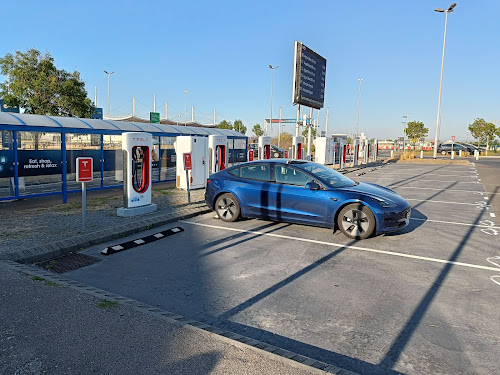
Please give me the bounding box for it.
[36,253,102,274]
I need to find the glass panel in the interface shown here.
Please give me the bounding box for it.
[0,131,15,197]
[160,136,176,181]
[17,131,62,196]
[152,137,160,182]
[240,164,270,181]
[66,134,102,190]
[275,166,312,186]
[103,135,123,186]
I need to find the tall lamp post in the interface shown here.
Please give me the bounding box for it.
[269,65,279,136]
[432,3,457,159]
[104,70,115,116]
[402,115,408,151]
[356,78,364,138]
[184,90,189,123]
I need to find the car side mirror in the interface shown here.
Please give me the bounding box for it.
[305,181,320,190]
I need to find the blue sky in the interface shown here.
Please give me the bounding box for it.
[1,0,499,141]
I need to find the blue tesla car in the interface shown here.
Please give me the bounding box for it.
[205,160,411,240]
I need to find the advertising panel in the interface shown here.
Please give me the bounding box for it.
[292,41,327,109]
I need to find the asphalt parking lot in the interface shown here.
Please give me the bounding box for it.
[63,161,499,375]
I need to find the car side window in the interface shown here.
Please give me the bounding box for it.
[240,164,271,181]
[275,166,313,186]
[228,168,240,177]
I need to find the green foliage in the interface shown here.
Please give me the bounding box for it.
[252,123,264,137]
[233,119,247,134]
[405,121,429,144]
[468,118,499,147]
[0,48,93,117]
[302,126,317,138]
[272,132,293,150]
[217,120,233,130]
[97,299,119,308]
[347,137,352,144]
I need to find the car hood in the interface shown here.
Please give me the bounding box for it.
[339,181,407,204]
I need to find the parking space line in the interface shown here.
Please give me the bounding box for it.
[491,213,496,218]
[353,177,482,184]
[410,217,500,229]
[406,198,489,206]
[180,221,500,272]
[395,186,500,194]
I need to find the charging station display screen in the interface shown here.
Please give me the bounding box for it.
[132,146,150,193]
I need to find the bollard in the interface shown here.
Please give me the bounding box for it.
[390,150,394,158]
[451,151,454,160]
[475,150,479,160]
[420,150,423,159]
[459,150,462,157]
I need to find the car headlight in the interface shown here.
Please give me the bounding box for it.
[371,197,397,208]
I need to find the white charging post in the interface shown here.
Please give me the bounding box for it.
[76,157,93,230]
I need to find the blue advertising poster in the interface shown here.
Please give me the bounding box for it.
[0,99,20,113]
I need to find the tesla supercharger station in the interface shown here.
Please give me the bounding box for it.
[258,136,271,160]
[117,132,157,217]
[364,140,369,164]
[292,136,303,160]
[353,139,360,166]
[208,135,227,174]
[174,136,209,190]
[339,140,347,169]
[315,137,333,165]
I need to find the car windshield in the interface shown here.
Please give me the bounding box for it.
[300,163,356,188]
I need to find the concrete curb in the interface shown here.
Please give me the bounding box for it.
[2,260,358,375]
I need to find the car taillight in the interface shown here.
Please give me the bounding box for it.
[207,179,212,185]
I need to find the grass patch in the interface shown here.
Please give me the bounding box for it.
[45,260,57,270]
[97,299,119,308]
[31,276,45,281]
[44,280,60,287]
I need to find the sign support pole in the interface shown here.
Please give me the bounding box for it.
[82,182,86,230]
[185,170,191,204]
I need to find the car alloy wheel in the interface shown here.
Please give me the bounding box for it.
[337,204,375,240]
[215,193,241,222]
[441,151,447,155]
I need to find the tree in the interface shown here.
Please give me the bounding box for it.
[405,121,429,144]
[217,120,233,130]
[347,137,352,144]
[252,123,264,137]
[302,126,317,139]
[233,119,247,134]
[275,132,293,150]
[0,49,93,117]
[468,118,499,147]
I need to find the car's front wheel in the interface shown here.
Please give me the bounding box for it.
[337,204,375,240]
[215,193,241,222]
[441,150,447,155]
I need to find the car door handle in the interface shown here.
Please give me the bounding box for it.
[329,197,338,201]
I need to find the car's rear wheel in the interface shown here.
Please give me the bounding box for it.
[337,204,375,240]
[215,193,241,222]
[441,150,447,155]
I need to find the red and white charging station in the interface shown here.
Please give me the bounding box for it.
[208,135,227,174]
[174,136,209,190]
[248,149,254,161]
[258,136,271,160]
[339,139,347,169]
[353,139,360,166]
[292,136,303,160]
[117,132,157,217]
[315,137,334,165]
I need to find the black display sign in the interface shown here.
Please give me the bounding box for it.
[292,41,327,109]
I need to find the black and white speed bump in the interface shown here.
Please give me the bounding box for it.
[101,227,184,255]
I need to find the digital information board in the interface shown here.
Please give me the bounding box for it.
[292,41,327,109]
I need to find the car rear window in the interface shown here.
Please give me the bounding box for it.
[239,164,271,181]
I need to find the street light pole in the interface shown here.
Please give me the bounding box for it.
[402,115,408,151]
[184,90,188,124]
[433,3,457,159]
[104,70,115,116]
[356,78,364,138]
[269,65,279,137]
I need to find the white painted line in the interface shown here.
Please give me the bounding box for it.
[180,221,500,272]
[395,186,500,194]
[360,173,474,178]
[134,239,145,245]
[491,213,496,218]
[484,197,489,200]
[171,228,181,233]
[409,217,500,229]
[354,177,480,184]
[111,245,124,251]
[406,198,489,207]
[154,233,164,238]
